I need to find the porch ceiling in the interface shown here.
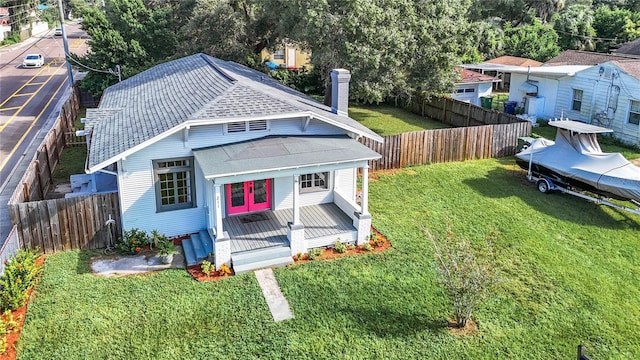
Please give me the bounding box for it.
[193,135,381,179]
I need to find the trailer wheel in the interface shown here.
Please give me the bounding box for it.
[537,179,550,193]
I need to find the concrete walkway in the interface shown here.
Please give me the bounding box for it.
[254,268,294,322]
[91,248,185,277]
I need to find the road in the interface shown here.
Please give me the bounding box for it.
[0,22,89,242]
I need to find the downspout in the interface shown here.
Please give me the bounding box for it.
[525,65,539,94]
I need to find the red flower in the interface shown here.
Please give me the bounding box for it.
[135,247,141,253]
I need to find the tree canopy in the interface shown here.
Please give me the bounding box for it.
[70,0,640,100]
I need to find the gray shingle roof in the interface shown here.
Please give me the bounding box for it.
[544,50,638,66]
[87,53,381,171]
[612,38,640,56]
[193,135,381,178]
[611,60,640,81]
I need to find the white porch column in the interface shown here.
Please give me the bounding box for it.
[213,182,230,270]
[214,183,224,234]
[354,165,372,246]
[288,174,306,255]
[361,164,370,216]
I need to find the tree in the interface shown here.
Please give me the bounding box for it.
[0,0,36,33]
[465,19,506,62]
[179,0,282,65]
[553,4,597,50]
[424,225,499,329]
[504,18,561,61]
[593,6,640,51]
[526,0,566,22]
[72,0,182,96]
[278,0,475,104]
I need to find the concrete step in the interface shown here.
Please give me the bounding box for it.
[190,233,207,259]
[181,239,198,267]
[199,230,214,255]
[232,246,292,267]
[233,256,294,275]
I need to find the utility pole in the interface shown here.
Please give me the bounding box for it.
[57,0,74,88]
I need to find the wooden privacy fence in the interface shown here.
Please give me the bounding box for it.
[8,193,121,254]
[3,85,121,254]
[408,96,523,127]
[360,122,531,171]
[9,87,81,204]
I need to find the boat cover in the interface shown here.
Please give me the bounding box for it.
[516,121,640,202]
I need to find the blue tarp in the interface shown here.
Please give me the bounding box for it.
[265,61,279,70]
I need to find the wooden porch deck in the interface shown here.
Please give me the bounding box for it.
[223,203,356,253]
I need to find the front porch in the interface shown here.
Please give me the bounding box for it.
[223,203,356,253]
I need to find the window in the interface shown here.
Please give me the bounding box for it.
[572,89,583,111]
[273,49,285,60]
[629,100,640,125]
[153,157,195,212]
[300,172,329,193]
[225,120,268,134]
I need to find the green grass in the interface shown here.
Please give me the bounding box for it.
[52,147,86,185]
[19,158,640,359]
[349,104,450,136]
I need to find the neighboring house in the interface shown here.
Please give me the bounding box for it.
[462,56,541,90]
[611,38,640,57]
[452,68,500,106]
[545,49,638,66]
[553,60,640,145]
[260,44,311,70]
[83,53,382,272]
[507,65,590,120]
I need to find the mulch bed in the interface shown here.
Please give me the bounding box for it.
[187,227,390,282]
[291,226,391,264]
[1,256,45,360]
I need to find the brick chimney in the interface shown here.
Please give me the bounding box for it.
[331,69,351,116]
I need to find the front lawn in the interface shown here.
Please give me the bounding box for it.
[349,104,450,136]
[19,159,640,359]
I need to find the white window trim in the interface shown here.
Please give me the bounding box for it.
[571,89,583,112]
[299,172,330,194]
[628,99,640,126]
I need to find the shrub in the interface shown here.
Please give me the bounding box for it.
[219,263,232,276]
[307,248,323,260]
[424,225,498,328]
[201,260,213,276]
[333,240,347,254]
[116,228,149,254]
[156,237,176,256]
[370,232,386,247]
[149,230,167,250]
[0,249,42,312]
[362,242,373,251]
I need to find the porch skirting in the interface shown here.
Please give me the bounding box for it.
[223,203,357,253]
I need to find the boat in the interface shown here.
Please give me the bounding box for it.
[515,119,640,203]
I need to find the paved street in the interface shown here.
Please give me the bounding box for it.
[0,22,89,243]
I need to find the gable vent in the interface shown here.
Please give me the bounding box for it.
[227,122,246,133]
[601,66,612,80]
[249,120,267,131]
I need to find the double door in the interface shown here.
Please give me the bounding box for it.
[226,179,271,215]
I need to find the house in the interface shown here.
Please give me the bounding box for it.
[83,53,382,272]
[260,44,311,70]
[462,56,541,90]
[506,65,590,121]
[452,68,500,106]
[552,60,640,145]
[612,38,640,57]
[545,49,638,66]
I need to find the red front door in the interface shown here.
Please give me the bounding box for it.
[226,179,271,215]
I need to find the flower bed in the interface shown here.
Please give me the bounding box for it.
[292,227,390,264]
[0,252,44,360]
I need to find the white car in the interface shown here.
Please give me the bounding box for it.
[22,54,44,68]
[54,27,63,36]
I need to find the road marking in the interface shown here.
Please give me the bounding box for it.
[0,78,67,171]
[0,65,50,108]
[0,106,21,111]
[0,61,65,131]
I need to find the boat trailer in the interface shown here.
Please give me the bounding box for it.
[527,173,640,216]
